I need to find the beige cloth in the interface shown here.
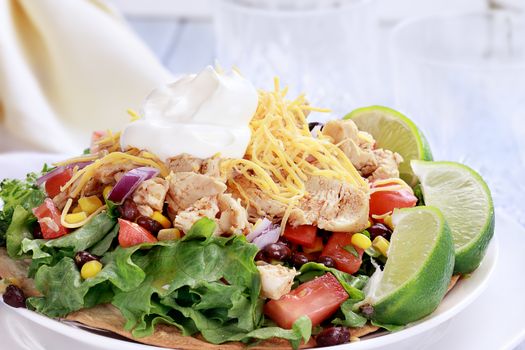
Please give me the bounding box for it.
[0,0,173,153]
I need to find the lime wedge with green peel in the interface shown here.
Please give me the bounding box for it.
[344,106,433,186]
[367,206,454,325]
[411,160,495,274]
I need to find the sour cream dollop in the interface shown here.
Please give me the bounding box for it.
[120,66,258,160]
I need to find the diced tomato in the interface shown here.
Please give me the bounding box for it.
[369,189,417,217]
[118,218,158,247]
[321,232,363,275]
[33,198,69,239]
[283,225,318,248]
[303,236,324,254]
[264,273,348,329]
[44,168,73,198]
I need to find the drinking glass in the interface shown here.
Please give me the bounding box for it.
[214,0,379,116]
[391,11,525,222]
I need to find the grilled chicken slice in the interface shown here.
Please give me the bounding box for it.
[289,176,369,232]
[166,172,226,217]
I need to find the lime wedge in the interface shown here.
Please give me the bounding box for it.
[411,160,495,274]
[344,106,433,186]
[368,206,454,325]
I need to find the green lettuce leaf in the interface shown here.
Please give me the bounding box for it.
[331,300,367,328]
[27,240,150,316]
[112,218,262,341]
[233,316,312,350]
[371,319,405,332]
[6,206,37,258]
[90,223,120,256]
[26,218,319,347]
[0,174,45,246]
[21,212,116,260]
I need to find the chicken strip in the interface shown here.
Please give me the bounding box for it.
[256,262,298,300]
[133,178,169,216]
[369,149,403,182]
[166,154,221,178]
[217,193,250,234]
[173,196,220,234]
[289,176,369,232]
[227,175,286,222]
[322,119,378,176]
[166,172,226,217]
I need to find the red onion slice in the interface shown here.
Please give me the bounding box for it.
[246,218,273,242]
[252,227,281,250]
[36,161,93,186]
[107,167,159,204]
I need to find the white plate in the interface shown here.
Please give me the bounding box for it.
[0,152,504,350]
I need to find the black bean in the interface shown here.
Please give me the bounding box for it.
[316,327,350,347]
[359,304,375,319]
[3,285,26,308]
[308,122,324,132]
[317,255,336,268]
[368,223,392,240]
[277,237,292,248]
[263,243,292,262]
[74,251,100,269]
[137,216,163,235]
[32,224,43,239]
[254,250,266,262]
[290,252,309,268]
[118,199,140,221]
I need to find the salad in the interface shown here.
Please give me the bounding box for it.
[0,67,494,349]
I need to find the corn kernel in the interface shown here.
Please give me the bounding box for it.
[373,236,390,257]
[383,215,394,230]
[151,211,172,229]
[103,186,113,199]
[72,205,83,213]
[365,219,372,229]
[78,196,103,215]
[157,228,181,241]
[65,212,88,224]
[81,260,102,279]
[351,233,372,250]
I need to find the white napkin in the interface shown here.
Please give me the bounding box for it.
[0,0,174,153]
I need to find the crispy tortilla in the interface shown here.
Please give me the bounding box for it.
[447,274,461,294]
[0,247,40,297]
[0,247,461,349]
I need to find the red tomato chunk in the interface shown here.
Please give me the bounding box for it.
[264,273,348,329]
[118,218,158,247]
[44,168,73,198]
[33,198,69,239]
[321,232,363,275]
[283,225,318,248]
[369,181,417,217]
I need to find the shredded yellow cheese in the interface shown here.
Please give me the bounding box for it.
[94,130,122,153]
[53,154,101,167]
[127,108,141,122]
[371,212,392,220]
[61,151,169,198]
[60,198,107,229]
[221,78,367,223]
[370,178,414,195]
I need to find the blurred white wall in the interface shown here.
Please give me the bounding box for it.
[111,0,523,19]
